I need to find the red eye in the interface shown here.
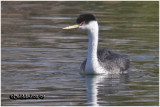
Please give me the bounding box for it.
[81,21,85,24]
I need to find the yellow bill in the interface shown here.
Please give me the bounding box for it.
[63,25,80,30]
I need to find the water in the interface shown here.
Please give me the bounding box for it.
[1,1,159,106]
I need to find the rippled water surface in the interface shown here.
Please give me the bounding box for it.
[1,1,159,106]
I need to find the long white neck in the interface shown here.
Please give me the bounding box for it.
[87,23,99,62]
[85,21,102,74]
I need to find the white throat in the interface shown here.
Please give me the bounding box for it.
[85,21,105,74]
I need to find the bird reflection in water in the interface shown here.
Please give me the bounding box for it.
[83,74,129,106]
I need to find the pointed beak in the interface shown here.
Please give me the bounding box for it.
[63,24,80,30]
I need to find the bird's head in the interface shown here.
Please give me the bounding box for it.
[63,14,98,31]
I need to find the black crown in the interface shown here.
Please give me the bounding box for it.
[76,14,96,24]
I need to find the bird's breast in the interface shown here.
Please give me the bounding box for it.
[85,59,106,74]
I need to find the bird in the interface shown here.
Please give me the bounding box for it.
[63,14,130,75]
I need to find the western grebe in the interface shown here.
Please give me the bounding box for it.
[63,14,130,74]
